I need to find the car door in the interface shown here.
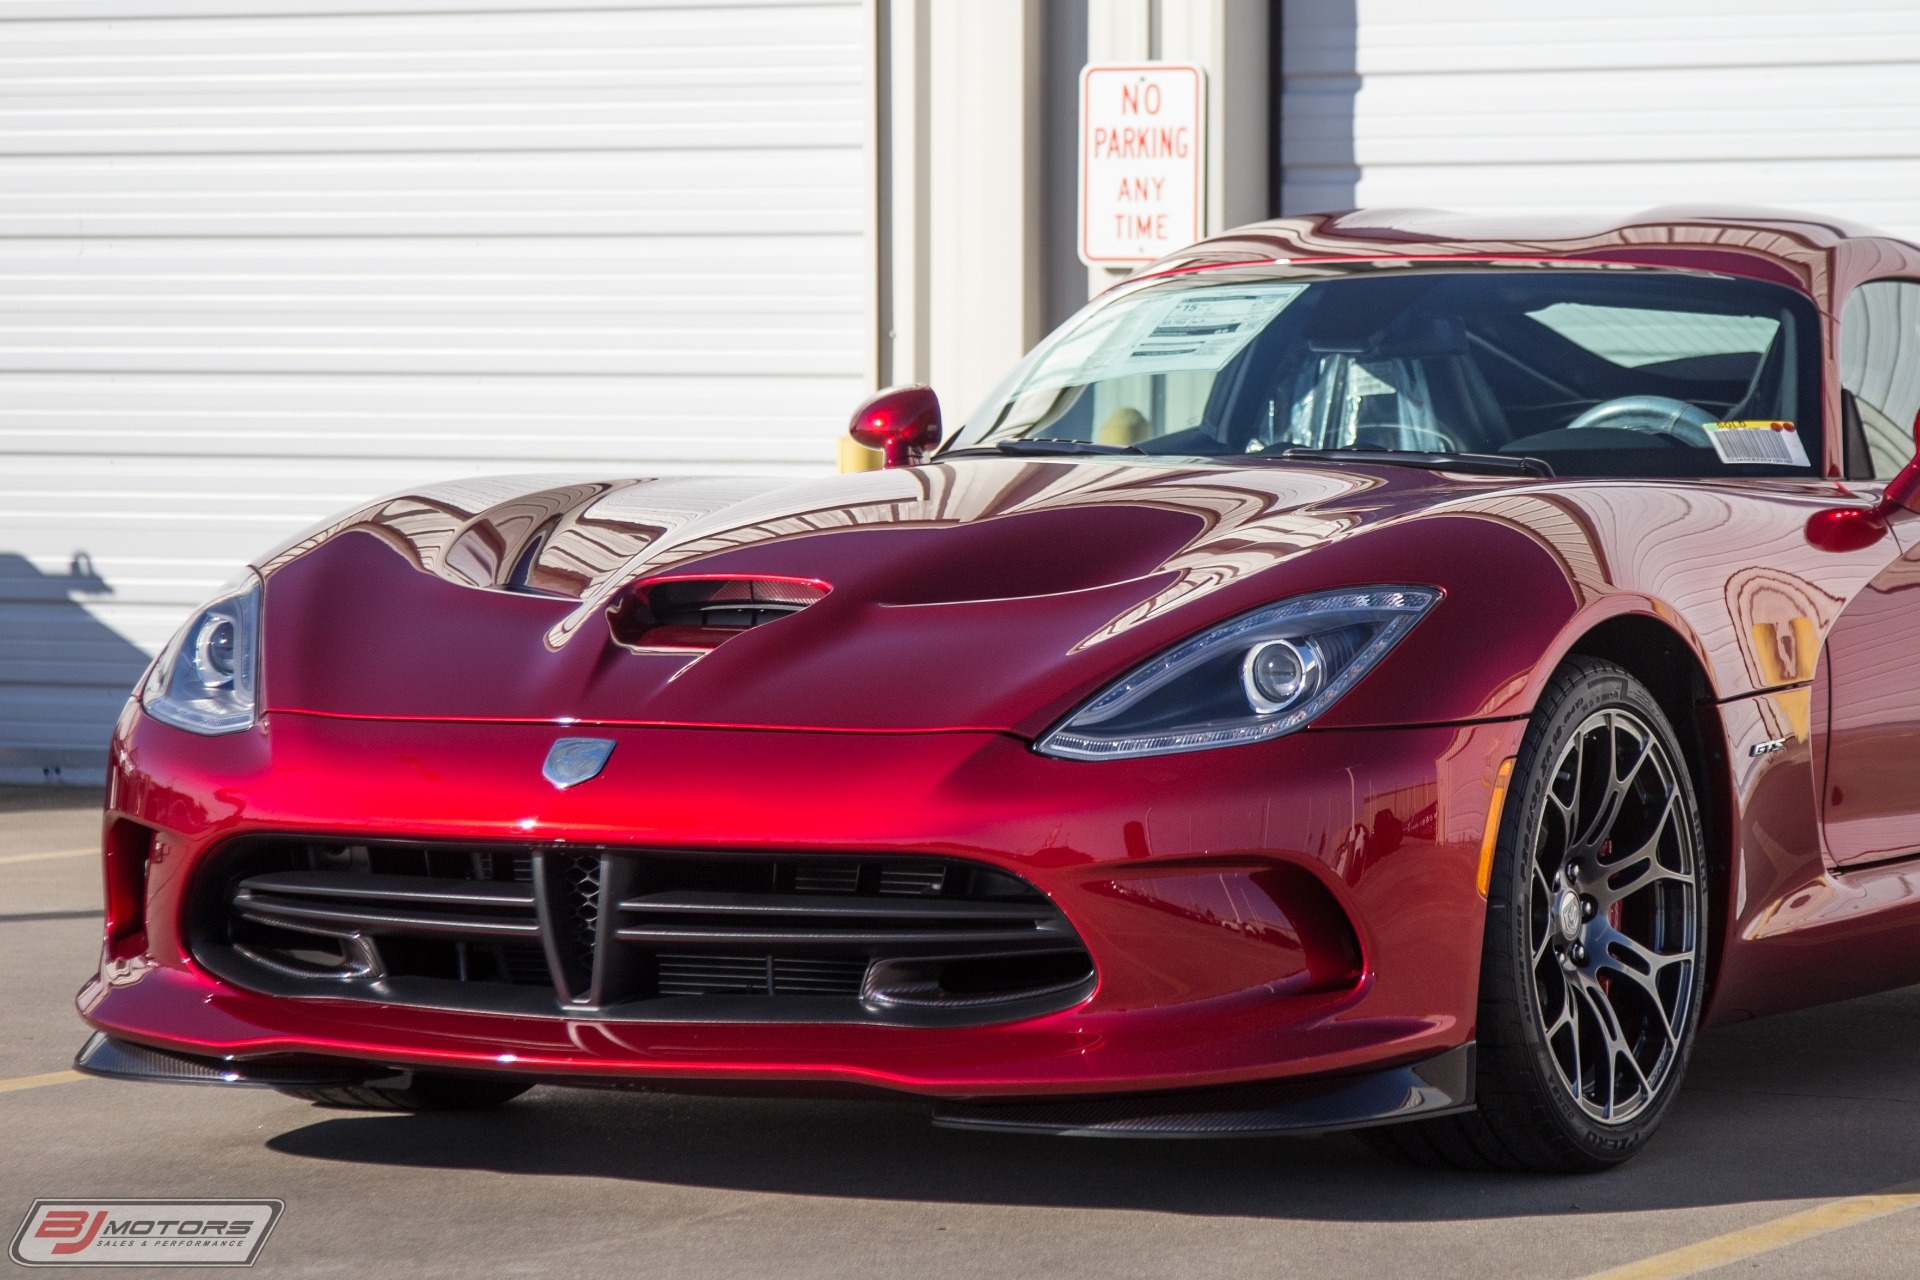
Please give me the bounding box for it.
[1821,278,1920,865]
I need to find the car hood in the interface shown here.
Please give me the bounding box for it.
[255,458,1554,735]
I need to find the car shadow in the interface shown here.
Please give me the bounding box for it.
[266,984,1920,1222]
[0,784,106,814]
[0,550,153,788]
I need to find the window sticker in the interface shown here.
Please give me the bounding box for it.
[1348,364,1398,397]
[1020,284,1307,395]
[1704,420,1810,467]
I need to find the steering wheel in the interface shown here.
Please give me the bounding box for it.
[1354,424,1460,453]
[1564,396,1715,447]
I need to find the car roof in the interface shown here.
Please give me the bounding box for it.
[1139,206,1920,308]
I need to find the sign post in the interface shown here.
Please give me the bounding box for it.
[1078,63,1207,266]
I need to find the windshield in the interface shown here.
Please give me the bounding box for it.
[949,269,1824,478]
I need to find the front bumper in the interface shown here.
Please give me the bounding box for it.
[84,706,1522,1099]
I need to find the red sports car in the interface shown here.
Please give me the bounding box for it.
[76,208,1920,1172]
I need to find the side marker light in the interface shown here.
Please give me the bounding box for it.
[1477,757,1517,898]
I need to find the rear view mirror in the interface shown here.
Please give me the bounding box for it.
[1374,317,1468,358]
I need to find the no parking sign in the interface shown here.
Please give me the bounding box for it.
[1078,63,1207,265]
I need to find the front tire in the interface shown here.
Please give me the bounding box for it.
[1372,657,1708,1172]
[276,1074,532,1112]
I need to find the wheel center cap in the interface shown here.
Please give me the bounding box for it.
[1554,888,1584,943]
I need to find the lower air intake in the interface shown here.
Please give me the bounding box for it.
[192,838,1094,1028]
[656,955,871,998]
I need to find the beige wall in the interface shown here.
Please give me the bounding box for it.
[872,0,1270,428]
[1086,0,1270,298]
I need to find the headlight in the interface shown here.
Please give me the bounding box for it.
[140,574,262,735]
[1036,587,1439,760]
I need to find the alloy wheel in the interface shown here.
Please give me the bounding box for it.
[1528,707,1700,1125]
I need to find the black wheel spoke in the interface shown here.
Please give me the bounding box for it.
[1586,803,1686,910]
[1530,863,1558,963]
[1533,930,1555,965]
[1592,923,1690,1039]
[1575,715,1654,851]
[1544,976,1581,1094]
[1570,973,1616,1114]
[1574,968,1644,1121]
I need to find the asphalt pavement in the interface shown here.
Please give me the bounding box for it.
[5,784,1920,1279]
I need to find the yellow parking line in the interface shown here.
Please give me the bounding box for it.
[1577,1179,1920,1280]
[0,848,94,866]
[0,1069,87,1095]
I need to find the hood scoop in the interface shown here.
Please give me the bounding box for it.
[608,575,830,652]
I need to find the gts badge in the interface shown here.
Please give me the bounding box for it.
[543,737,615,789]
[1749,737,1787,758]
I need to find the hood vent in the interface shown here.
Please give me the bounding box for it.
[608,575,829,652]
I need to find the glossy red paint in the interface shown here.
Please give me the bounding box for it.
[1806,413,1920,550]
[848,384,942,468]
[1889,441,1920,511]
[261,490,1581,734]
[77,209,1920,1106]
[1805,505,1890,552]
[1820,527,1920,865]
[1708,687,1920,1017]
[88,705,1517,1094]
[1131,251,1804,294]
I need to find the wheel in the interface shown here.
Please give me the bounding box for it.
[276,1073,532,1112]
[1369,657,1707,1172]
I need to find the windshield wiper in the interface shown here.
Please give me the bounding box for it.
[976,438,1145,457]
[943,439,1550,475]
[1272,447,1553,479]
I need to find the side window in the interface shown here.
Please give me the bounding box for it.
[1840,280,1920,479]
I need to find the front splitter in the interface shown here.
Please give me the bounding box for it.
[75,1028,1474,1141]
[930,1044,1474,1138]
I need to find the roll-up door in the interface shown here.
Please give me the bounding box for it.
[1280,0,1920,241]
[0,1,868,784]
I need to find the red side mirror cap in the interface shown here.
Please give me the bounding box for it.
[1806,504,1890,552]
[1811,410,1920,551]
[850,385,942,468]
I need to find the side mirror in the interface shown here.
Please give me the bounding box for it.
[1807,408,1920,551]
[849,385,941,469]
[1806,503,1892,552]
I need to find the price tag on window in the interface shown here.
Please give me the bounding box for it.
[1705,421,1810,467]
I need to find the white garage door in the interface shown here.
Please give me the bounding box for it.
[0,0,868,785]
[1281,0,1920,242]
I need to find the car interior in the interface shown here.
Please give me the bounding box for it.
[971,269,1825,479]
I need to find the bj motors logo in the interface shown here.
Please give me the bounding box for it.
[10,1200,281,1267]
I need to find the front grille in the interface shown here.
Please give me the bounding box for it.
[192,838,1094,1027]
[544,851,602,1000]
[879,865,946,895]
[656,955,871,997]
[791,862,861,894]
